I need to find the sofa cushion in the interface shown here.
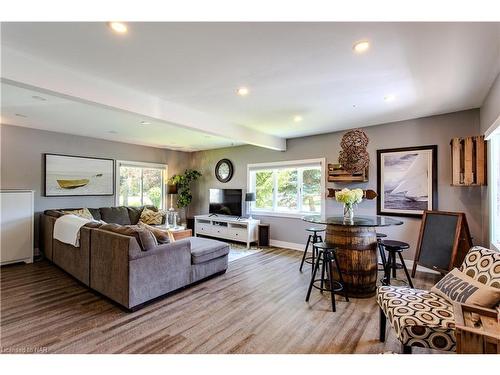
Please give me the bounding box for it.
[88,208,101,221]
[99,223,157,251]
[377,285,456,351]
[190,237,230,264]
[138,223,170,244]
[44,209,65,218]
[127,206,144,225]
[100,206,131,225]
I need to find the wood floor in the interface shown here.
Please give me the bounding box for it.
[0,248,442,354]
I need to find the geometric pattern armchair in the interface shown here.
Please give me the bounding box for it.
[377,246,500,354]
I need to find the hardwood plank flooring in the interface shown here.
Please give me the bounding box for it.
[0,248,443,354]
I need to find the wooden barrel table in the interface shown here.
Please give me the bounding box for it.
[303,215,403,298]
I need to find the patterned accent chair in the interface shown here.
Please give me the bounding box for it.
[377,246,500,353]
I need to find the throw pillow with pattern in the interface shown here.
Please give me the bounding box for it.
[63,208,94,221]
[139,208,164,225]
[431,268,500,308]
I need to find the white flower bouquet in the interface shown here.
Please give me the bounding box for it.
[335,188,364,221]
[335,188,364,205]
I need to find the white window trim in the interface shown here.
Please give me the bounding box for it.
[246,158,326,219]
[116,160,168,209]
[487,132,500,251]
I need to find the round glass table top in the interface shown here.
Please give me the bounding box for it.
[302,215,403,227]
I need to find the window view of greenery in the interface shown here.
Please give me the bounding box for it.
[119,166,164,208]
[252,165,321,214]
[302,168,321,212]
[277,169,298,211]
[255,170,273,209]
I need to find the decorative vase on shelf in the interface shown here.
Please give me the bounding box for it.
[343,203,354,222]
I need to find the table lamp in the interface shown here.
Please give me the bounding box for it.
[245,192,256,219]
[167,183,178,212]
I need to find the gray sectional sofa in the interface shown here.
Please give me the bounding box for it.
[41,206,230,310]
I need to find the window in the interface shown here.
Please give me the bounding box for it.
[248,159,325,217]
[489,132,500,250]
[116,161,167,209]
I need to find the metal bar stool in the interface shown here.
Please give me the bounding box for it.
[299,227,325,273]
[305,242,349,312]
[376,233,388,271]
[380,240,414,288]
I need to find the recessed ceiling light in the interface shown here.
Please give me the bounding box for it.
[140,121,151,125]
[108,22,128,34]
[15,113,27,118]
[384,95,396,102]
[293,115,303,123]
[32,95,47,101]
[353,40,370,53]
[236,87,249,96]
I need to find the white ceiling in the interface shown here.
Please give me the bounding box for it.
[0,82,241,151]
[1,22,500,149]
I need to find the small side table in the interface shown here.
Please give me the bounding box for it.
[454,303,500,354]
[155,225,192,242]
[169,229,192,241]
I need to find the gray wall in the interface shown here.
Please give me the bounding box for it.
[0,124,191,248]
[479,72,500,247]
[480,72,500,135]
[190,109,484,260]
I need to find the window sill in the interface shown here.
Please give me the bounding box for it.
[491,242,500,252]
[250,211,320,219]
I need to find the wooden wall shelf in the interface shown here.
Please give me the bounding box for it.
[450,136,487,186]
[327,163,368,183]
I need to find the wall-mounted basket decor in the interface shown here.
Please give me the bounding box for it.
[450,135,486,186]
[327,163,368,183]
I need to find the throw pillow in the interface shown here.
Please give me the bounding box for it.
[63,208,94,221]
[137,222,170,244]
[140,208,164,225]
[431,268,500,308]
[99,223,158,251]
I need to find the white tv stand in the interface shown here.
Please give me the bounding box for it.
[194,215,260,249]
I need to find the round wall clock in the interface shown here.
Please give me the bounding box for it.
[215,159,234,183]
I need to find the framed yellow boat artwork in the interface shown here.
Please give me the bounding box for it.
[44,154,114,196]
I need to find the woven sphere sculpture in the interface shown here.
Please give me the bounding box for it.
[338,129,370,174]
[340,129,369,149]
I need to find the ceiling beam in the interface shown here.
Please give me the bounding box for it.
[1,46,286,151]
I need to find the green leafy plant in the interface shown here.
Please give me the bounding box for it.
[168,169,202,208]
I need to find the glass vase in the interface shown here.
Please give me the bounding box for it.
[343,203,354,222]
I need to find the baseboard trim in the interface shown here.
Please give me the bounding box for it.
[269,240,304,251]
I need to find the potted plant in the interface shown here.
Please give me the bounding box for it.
[168,169,202,222]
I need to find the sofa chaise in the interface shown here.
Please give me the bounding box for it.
[41,206,229,310]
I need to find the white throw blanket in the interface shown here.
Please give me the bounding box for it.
[53,214,91,247]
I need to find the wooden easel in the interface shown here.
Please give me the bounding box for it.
[411,210,473,277]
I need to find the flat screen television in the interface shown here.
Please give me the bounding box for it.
[209,188,242,217]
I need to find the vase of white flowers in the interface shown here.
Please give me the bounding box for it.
[335,188,364,222]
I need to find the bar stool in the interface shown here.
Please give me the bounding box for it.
[305,242,349,312]
[380,240,414,288]
[299,227,325,273]
[376,233,388,271]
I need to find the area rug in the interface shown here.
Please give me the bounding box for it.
[228,243,262,262]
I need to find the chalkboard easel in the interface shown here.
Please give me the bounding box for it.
[411,210,473,276]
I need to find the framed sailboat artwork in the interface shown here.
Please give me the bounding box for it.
[377,145,437,217]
